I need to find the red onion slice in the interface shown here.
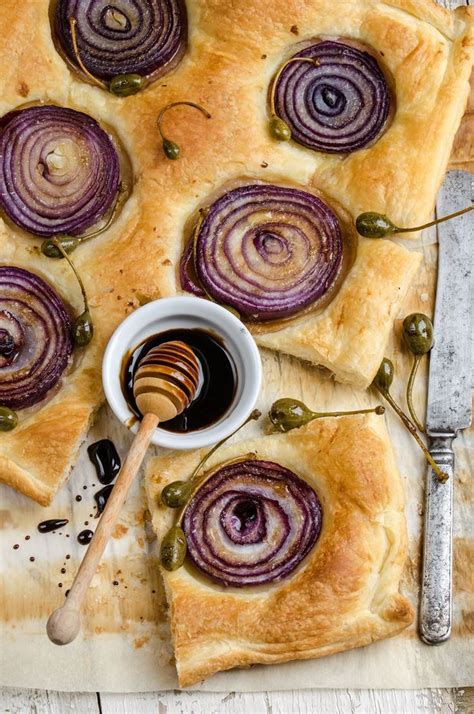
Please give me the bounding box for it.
[55,0,187,82]
[182,183,343,321]
[274,40,391,153]
[0,267,73,409]
[183,460,322,587]
[0,105,120,237]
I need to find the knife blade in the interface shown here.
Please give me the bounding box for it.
[420,170,474,645]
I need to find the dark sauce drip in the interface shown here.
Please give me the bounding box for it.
[38,519,69,533]
[77,529,93,545]
[121,328,237,433]
[87,439,121,484]
[94,484,114,516]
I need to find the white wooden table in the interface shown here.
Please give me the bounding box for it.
[0,686,472,713]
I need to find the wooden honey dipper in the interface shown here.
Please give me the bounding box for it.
[47,341,199,645]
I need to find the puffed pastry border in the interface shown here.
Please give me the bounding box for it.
[145,413,414,687]
[0,0,472,503]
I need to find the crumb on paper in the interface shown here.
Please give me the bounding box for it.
[112,524,129,539]
[133,636,150,649]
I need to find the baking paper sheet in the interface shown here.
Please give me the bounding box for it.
[0,227,472,692]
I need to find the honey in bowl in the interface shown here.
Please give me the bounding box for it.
[121,328,237,433]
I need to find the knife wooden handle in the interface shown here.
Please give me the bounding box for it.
[419,433,455,645]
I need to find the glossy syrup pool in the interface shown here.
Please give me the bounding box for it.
[121,328,237,433]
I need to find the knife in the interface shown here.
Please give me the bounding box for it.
[420,170,474,644]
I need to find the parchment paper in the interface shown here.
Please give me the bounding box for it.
[0,217,472,691]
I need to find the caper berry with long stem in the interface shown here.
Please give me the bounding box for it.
[0,406,18,432]
[269,57,320,141]
[50,240,94,347]
[356,205,474,238]
[269,397,384,433]
[160,525,187,571]
[403,313,433,432]
[372,358,447,482]
[69,17,144,96]
[157,102,211,160]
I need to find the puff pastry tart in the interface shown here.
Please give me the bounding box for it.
[0,0,472,503]
[146,413,414,686]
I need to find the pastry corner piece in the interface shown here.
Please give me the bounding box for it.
[146,413,414,687]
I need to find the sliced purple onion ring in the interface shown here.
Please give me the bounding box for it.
[183,459,322,587]
[55,0,187,82]
[181,183,343,321]
[0,267,73,409]
[0,105,120,237]
[274,40,391,153]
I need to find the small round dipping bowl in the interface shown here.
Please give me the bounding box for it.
[102,296,262,449]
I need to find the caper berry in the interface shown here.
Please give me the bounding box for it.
[41,236,79,259]
[73,310,94,347]
[372,358,394,393]
[109,74,144,97]
[355,213,398,238]
[160,526,187,571]
[162,138,180,160]
[402,313,433,356]
[0,406,18,432]
[161,481,192,508]
[269,115,291,141]
[269,398,314,432]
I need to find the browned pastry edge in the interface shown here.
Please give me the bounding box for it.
[146,413,414,686]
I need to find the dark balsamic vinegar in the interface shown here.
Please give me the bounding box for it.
[87,439,121,484]
[121,328,237,433]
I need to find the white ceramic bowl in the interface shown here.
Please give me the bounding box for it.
[102,296,262,449]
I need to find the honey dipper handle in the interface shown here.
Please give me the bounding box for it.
[47,413,159,645]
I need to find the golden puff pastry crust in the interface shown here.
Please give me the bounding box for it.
[0,0,471,503]
[146,414,414,687]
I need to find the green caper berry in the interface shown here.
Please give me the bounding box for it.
[160,526,187,571]
[109,74,144,97]
[402,313,433,356]
[0,406,18,432]
[355,213,399,238]
[373,358,394,393]
[162,138,180,160]
[161,481,192,508]
[269,398,314,432]
[73,310,94,347]
[269,115,291,141]
[41,236,79,259]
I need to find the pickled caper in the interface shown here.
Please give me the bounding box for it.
[109,74,143,97]
[162,138,180,160]
[355,213,398,238]
[73,310,94,347]
[269,116,291,142]
[269,397,384,433]
[160,526,187,571]
[372,358,394,393]
[161,480,192,508]
[0,406,18,432]
[403,313,433,356]
[41,236,79,259]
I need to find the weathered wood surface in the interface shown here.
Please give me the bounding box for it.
[0,686,472,713]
